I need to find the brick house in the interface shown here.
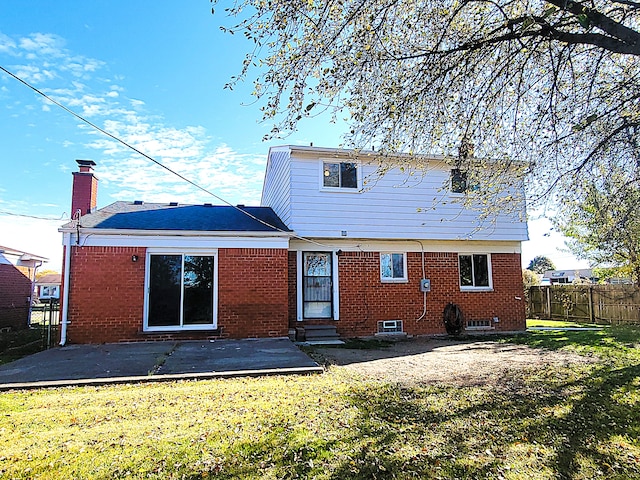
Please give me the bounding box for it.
[0,246,48,330]
[59,147,528,344]
[262,146,528,339]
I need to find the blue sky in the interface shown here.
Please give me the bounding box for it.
[0,1,584,272]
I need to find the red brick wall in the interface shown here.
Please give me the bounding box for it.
[66,246,146,344]
[290,251,526,337]
[218,248,289,338]
[0,264,32,330]
[65,246,289,344]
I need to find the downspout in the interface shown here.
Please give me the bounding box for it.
[60,232,72,346]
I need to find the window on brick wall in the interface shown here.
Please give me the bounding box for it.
[380,253,407,282]
[458,253,492,290]
[145,253,217,330]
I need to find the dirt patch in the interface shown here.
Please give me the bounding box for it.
[310,337,595,386]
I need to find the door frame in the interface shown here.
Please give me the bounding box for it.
[296,250,340,321]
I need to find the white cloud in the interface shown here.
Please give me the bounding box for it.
[13,64,57,84]
[97,139,266,207]
[1,29,269,242]
[19,33,65,56]
[0,32,17,54]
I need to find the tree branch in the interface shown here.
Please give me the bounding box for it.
[547,0,640,50]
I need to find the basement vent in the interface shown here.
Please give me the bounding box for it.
[466,319,493,330]
[377,320,404,334]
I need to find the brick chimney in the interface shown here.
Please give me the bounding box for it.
[71,159,98,217]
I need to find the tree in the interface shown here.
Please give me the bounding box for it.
[35,269,60,280]
[523,268,541,287]
[215,0,640,210]
[527,255,556,274]
[554,161,640,284]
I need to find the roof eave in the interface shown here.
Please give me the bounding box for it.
[59,227,293,237]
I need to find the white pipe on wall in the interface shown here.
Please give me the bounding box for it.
[60,232,72,346]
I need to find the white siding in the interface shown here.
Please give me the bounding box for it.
[260,148,292,226]
[281,151,528,241]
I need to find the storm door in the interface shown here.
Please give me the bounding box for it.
[302,252,333,319]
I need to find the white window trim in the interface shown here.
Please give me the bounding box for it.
[458,253,493,292]
[380,252,408,283]
[296,250,340,321]
[319,160,362,193]
[143,248,219,331]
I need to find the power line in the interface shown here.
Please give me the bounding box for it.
[0,210,68,221]
[0,64,311,240]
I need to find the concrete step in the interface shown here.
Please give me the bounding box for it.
[304,325,340,340]
[297,325,342,344]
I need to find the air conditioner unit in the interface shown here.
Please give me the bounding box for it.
[377,320,403,334]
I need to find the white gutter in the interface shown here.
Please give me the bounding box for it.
[60,232,71,346]
[57,227,293,238]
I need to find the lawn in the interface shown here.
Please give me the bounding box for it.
[526,319,606,329]
[1,326,639,479]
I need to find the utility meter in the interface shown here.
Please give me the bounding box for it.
[420,278,431,292]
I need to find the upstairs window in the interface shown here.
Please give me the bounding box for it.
[451,168,467,193]
[459,254,491,290]
[323,162,358,189]
[380,253,407,282]
[451,168,479,194]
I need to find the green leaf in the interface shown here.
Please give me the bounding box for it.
[577,13,590,29]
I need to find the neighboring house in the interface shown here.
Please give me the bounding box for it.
[35,273,62,302]
[60,147,528,344]
[0,246,48,330]
[543,269,596,284]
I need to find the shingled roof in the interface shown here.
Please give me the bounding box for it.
[61,201,291,233]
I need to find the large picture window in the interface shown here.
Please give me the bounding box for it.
[323,161,358,189]
[146,253,216,330]
[459,254,491,290]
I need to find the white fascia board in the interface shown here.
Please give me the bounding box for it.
[286,144,446,164]
[288,238,522,254]
[59,227,291,237]
[72,232,291,249]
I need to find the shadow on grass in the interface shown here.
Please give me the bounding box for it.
[332,364,639,479]
[0,327,47,365]
[200,360,639,479]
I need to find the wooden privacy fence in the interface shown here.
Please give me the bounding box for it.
[528,285,640,325]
